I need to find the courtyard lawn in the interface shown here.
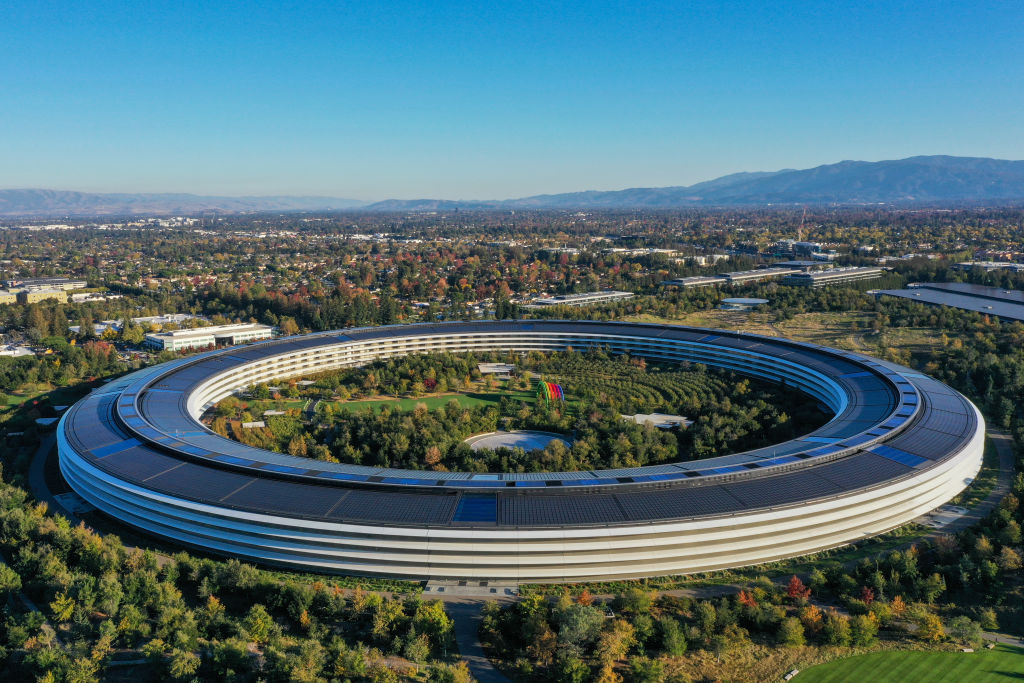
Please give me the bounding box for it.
[324,389,536,414]
[0,392,36,408]
[0,383,98,411]
[797,643,1024,682]
[245,399,309,414]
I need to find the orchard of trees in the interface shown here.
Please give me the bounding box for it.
[209,349,825,473]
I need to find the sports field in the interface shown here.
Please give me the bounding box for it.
[798,643,1024,682]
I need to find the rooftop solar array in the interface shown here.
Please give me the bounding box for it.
[914,282,1024,304]
[59,320,979,529]
[879,286,1024,323]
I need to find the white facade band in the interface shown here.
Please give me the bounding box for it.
[58,322,984,582]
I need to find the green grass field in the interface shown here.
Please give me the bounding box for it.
[0,382,98,411]
[323,389,536,413]
[246,398,308,413]
[0,392,36,407]
[798,644,1024,682]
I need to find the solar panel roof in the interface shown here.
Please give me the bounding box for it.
[879,288,1024,323]
[59,320,979,529]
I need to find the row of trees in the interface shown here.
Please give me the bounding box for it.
[480,571,991,683]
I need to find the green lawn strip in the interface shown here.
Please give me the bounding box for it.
[0,383,97,414]
[324,389,536,413]
[257,567,424,595]
[797,644,1024,682]
[245,398,309,413]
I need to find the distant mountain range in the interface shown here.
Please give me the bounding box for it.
[367,156,1024,210]
[3,156,1024,217]
[0,190,364,218]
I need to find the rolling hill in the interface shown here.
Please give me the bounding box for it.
[4,156,1024,216]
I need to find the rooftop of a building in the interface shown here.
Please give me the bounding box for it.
[953,261,1024,270]
[146,322,272,340]
[661,275,728,285]
[478,363,516,374]
[908,282,1024,305]
[877,286,1024,322]
[785,266,883,279]
[5,276,85,285]
[721,267,796,278]
[773,260,832,269]
[530,290,633,305]
[59,320,978,530]
[721,297,770,305]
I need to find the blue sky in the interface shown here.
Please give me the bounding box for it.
[1,1,1022,199]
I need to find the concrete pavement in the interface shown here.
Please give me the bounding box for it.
[27,432,76,520]
[937,429,1016,535]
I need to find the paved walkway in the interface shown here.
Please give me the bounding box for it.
[27,433,76,520]
[982,632,1024,649]
[446,600,512,683]
[937,429,1016,535]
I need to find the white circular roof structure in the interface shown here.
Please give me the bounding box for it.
[58,321,984,582]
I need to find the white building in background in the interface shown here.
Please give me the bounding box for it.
[782,266,885,288]
[4,277,87,291]
[69,313,204,336]
[144,323,272,352]
[952,261,1024,273]
[69,292,124,303]
[527,290,634,307]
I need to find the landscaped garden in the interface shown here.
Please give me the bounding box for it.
[203,348,829,473]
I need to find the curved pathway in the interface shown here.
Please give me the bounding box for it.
[28,433,71,519]
[937,429,1015,535]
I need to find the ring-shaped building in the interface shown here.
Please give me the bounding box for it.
[58,321,984,582]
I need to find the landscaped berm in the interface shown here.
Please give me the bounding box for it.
[798,644,1024,682]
